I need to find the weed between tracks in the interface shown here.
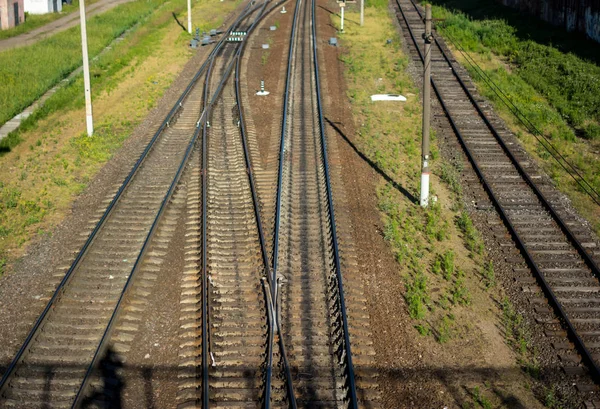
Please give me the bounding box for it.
[423,0,600,235]
[0,0,236,269]
[335,1,549,407]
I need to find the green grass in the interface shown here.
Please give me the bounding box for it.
[405,269,429,319]
[0,0,163,131]
[457,210,484,256]
[481,260,495,289]
[337,5,493,348]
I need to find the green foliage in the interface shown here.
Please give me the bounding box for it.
[481,260,495,289]
[1,185,22,209]
[261,51,270,65]
[425,201,450,242]
[415,323,430,336]
[405,271,429,319]
[442,250,455,280]
[501,298,532,357]
[543,385,566,409]
[432,255,442,275]
[432,250,456,280]
[457,211,484,255]
[450,271,471,306]
[438,162,462,196]
[472,386,492,409]
[432,2,600,141]
[365,0,388,10]
[0,0,85,40]
[429,0,600,238]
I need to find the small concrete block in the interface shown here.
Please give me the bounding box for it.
[262,43,269,49]
[329,37,338,46]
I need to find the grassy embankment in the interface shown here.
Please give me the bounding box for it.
[0,0,100,41]
[0,0,162,132]
[334,0,566,407]
[425,0,600,234]
[0,0,237,275]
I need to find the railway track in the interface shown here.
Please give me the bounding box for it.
[0,0,380,406]
[395,0,600,387]
[183,0,380,405]
[269,0,369,406]
[0,3,261,407]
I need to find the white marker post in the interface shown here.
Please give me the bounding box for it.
[360,0,364,26]
[187,0,192,34]
[420,5,432,207]
[79,0,93,136]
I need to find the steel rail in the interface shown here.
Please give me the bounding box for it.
[232,0,298,405]
[407,0,600,282]
[396,0,600,382]
[310,0,358,405]
[197,3,286,407]
[71,5,264,406]
[272,0,303,305]
[0,4,255,395]
[199,28,242,409]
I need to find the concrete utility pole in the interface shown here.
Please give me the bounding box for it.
[339,0,345,32]
[420,4,432,207]
[187,0,192,34]
[360,0,364,26]
[79,0,93,137]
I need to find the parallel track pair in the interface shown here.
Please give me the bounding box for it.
[0,0,362,407]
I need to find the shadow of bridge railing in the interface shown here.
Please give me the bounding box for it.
[0,352,575,408]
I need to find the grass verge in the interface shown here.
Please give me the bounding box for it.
[424,0,600,234]
[334,1,559,407]
[0,0,237,274]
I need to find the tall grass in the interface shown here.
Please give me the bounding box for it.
[0,0,162,128]
[429,0,600,141]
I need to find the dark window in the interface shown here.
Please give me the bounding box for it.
[14,2,19,26]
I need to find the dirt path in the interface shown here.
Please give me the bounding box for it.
[0,0,134,52]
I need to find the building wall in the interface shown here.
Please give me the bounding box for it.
[0,0,25,30]
[24,0,61,14]
[498,0,600,43]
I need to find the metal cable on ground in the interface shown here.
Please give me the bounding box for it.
[439,28,600,206]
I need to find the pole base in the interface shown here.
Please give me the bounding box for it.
[256,91,270,96]
[420,172,430,207]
